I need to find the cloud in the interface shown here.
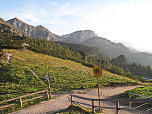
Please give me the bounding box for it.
[14,11,40,23]
[1,0,79,26]
[38,0,152,51]
[76,0,152,51]
[1,0,152,52]
[25,1,79,25]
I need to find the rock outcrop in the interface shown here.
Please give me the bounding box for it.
[62,30,98,43]
[7,18,60,41]
[0,18,26,36]
[110,54,127,64]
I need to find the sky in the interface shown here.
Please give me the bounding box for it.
[0,0,152,52]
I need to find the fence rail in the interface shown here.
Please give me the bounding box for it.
[130,92,151,99]
[70,94,152,114]
[129,92,152,111]
[0,90,49,110]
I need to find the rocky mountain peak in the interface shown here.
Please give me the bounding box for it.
[62,30,98,43]
[63,30,98,37]
[8,17,28,28]
[7,17,56,41]
[0,18,27,36]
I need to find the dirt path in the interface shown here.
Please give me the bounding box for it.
[9,85,149,114]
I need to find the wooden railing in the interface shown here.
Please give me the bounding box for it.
[129,92,152,111]
[0,90,49,110]
[70,94,152,114]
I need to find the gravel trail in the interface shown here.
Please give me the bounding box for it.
[9,85,150,114]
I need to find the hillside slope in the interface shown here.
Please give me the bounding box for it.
[56,41,111,61]
[81,37,131,58]
[0,60,47,94]
[1,49,139,93]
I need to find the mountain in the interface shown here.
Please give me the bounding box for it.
[81,37,131,58]
[6,17,152,67]
[0,18,27,36]
[7,18,98,43]
[5,17,110,61]
[63,32,152,67]
[113,40,140,53]
[55,41,111,61]
[7,17,62,41]
[125,52,152,66]
[110,55,127,65]
[61,30,98,44]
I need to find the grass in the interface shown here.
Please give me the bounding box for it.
[120,86,152,98]
[120,86,152,112]
[131,69,152,79]
[0,48,142,113]
[52,105,100,114]
[0,61,47,95]
[1,49,140,93]
[0,94,49,114]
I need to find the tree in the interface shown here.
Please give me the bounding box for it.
[145,65,151,71]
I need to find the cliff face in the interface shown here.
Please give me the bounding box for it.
[0,18,26,36]
[7,18,58,41]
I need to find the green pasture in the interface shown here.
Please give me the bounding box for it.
[2,49,140,93]
[0,49,142,113]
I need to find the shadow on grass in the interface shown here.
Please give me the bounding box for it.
[50,105,99,114]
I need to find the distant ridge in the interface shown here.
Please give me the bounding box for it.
[81,37,131,58]
[55,41,111,61]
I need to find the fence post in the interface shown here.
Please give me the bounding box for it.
[92,100,95,113]
[71,95,73,105]
[116,101,119,114]
[129,92,131,109]
[47,90,49,99]
[20,97,22,107]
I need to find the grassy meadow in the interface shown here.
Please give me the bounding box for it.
[1,49,140,93]
[0,48,144,113]
[0,56,48,113]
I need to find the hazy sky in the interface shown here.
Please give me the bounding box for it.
[0,0,152,52]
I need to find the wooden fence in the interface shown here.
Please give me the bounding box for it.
[129,92,152,111]
[70,94,152,114]
[0,90,49,110]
